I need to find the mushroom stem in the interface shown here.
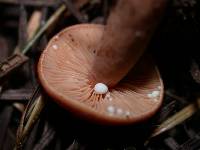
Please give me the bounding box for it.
[93,0,166,87]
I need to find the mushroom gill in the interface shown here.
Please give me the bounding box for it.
[38,24,164,125]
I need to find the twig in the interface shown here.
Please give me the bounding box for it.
[21,4,66,54]
[147,98,200,141]
[179,132,200,150]
[0,52,29,83]
[165,90,187,102]
[14,9,42,54]
[164,137,179,150]
[62,0,88,23]
[18,4,28,50]
[0,0,57,7]
[155,100,176,123]
[0,89,33,101]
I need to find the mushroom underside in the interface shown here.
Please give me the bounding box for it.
[38,24,164,125]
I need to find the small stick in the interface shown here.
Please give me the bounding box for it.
[21,4,66,54]
[18,4,28,50]
[165,90,187,102]
[146,98,200,143]
[0,0,57,7]
[14,10,42,53]
[0,89,33,101]
[62,0,88,23]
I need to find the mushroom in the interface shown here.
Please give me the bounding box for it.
[38,0,166,125]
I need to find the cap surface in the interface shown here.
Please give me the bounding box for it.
[38,24,164,125]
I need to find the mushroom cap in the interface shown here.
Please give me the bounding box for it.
[38,24,164,125]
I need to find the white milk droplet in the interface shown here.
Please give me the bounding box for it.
[107,92,110,97]
[125,111,130,117]
[147,93,153,98]
[108,97,112,101]
[116,108,123,115]
[52,44,58,50]
[55,35,59,40]
[107,106,115,114]
[105,92,110,99]
[94,83,108,94]
[147,90,160,98]
[151,91,160,97]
